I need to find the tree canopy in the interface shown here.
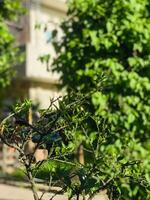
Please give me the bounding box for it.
[52,0,150,199]
[0,0,24,89]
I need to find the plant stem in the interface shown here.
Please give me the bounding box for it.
[26,168,39,200]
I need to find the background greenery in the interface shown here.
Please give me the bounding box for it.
[0,0,24,89]
[52,0,150,199]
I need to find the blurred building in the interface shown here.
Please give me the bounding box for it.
[0,0,67,173]
[7,0,67,108]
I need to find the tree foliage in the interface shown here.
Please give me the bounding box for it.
[0,0,24,89]
[1,91,149,200]
[52,0,150,199]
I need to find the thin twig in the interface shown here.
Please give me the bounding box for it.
[48,187,65,200]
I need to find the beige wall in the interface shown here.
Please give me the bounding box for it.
[26,2,65,80]
[29,86,62,108]
[25,0,66,108]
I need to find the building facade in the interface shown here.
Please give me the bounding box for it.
[11,0,67,108]
[0,0,67,173]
